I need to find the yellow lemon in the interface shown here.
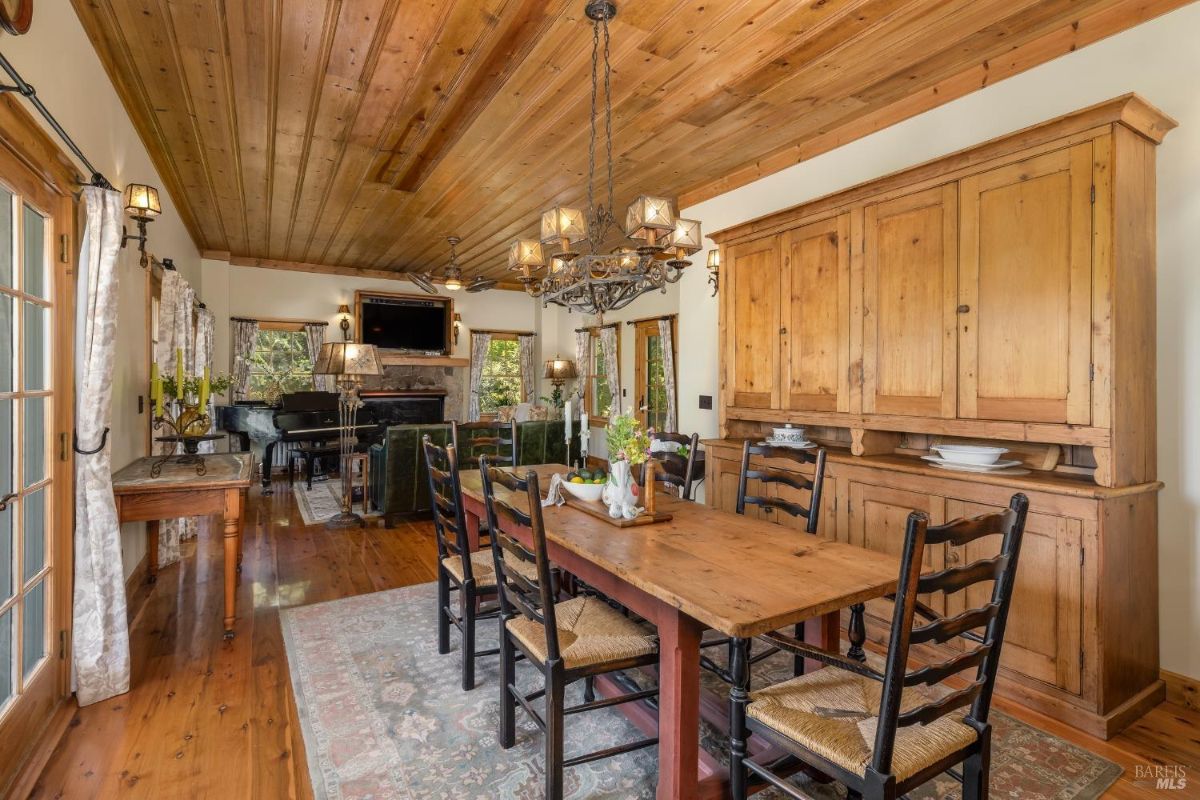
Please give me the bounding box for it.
[570,476,585,484]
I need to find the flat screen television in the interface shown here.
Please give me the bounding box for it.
[357,292,451,354]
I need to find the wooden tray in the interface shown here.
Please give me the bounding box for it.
[557,492,673,528]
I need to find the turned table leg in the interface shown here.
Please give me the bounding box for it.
[222,488,242,639]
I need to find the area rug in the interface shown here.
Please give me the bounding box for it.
[293,480,380,526]
[280,583,1122,800]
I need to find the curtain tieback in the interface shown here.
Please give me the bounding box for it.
[74,426,110,455]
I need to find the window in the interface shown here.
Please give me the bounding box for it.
[247,328,314,400]
[478,335,524,414]
[585,328,619,417]
[634,318,674,431]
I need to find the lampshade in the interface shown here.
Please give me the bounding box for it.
[540,206,587,245]
[313,341,383,377]
[508,239,545,270]
[337,304,351,315]
[625,195,674,239]
[543,358,578,381]
[669,218,702,256]
[443,276,464,291]
[707,248,720,269]
[124,183,161,217]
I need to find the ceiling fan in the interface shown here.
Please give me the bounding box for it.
[408,236,498,294]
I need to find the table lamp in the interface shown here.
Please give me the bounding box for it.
[542,357,578,411]
[313,341,383,528]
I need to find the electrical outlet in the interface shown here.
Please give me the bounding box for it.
[698,395,713,410]
[138,394,144,414]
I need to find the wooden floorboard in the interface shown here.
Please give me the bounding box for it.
[25,480,1199,798]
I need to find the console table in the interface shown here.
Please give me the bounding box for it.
[111,453,254,639]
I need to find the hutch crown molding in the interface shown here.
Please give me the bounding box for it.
[706,94,1175,739]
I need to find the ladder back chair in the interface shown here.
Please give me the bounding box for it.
[452,419,518,470]
[479,457,661,800]
[423,435,536,691]
[701,441,831,683]
[646,430,700,500]
[728,493,1030,800]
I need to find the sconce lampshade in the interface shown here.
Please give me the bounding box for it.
[337,304,351,315]
[625,195,674,239]
[313,341,382,377]
[124,183,161,217]
[669,218,703,256]
[508,239,545,270]
[543,358,578,382]
[707,249,721,269]
[540,206,587,245]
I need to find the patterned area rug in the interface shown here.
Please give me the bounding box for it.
[281,583,1122,800]
[292,480,379,526]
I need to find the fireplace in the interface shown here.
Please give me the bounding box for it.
[361,390,446,426]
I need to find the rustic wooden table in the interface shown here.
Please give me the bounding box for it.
[459,463,901,800]
[111,453,254,639]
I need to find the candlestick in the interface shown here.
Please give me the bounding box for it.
[175,348,185,401]
[154,367,164,418]
[199,366,210,409]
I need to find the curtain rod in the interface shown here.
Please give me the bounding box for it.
[574,322,618,333]
[623,313,676,326]
[471,328,535,337]
[231,315,327,326]
[150,256,207,309]
[0,52,113,190]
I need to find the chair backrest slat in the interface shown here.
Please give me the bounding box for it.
[453,420,518,469]
[735,440,827,533]
[869,493,1029,775]
[421,436,472,578]
[478,458,561,663]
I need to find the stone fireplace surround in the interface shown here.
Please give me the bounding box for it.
[359,364,466,422]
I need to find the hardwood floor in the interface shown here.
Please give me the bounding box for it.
[23,480,1200,798]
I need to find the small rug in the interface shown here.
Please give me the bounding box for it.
[293,480,380,526]
[281,583,1122,800]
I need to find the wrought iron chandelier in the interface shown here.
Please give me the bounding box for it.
[506,0,703,315]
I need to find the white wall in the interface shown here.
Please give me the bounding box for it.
[4,4,202,580]
[676,4,1200,680]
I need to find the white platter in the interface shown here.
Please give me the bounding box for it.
[921,455,1028,474]
[762,438,815,449]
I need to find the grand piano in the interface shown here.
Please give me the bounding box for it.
[217,391,383,492]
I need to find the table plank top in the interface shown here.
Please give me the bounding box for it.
[112,453,256,494]
[459,464,901,637]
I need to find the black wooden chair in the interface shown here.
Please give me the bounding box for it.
[700,441,831,683]
[452,419,518,470]
[423,435,539,691]
[645,430,700,500]
[479,457,660,800]
[728,493,1030,800]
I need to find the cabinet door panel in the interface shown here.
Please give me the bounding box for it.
[726,237,781,409]
[863,185,958,418]
[848,482,944,622]
[959,144,1093,424]
[945,500,1083,695]
[709,456,769,521]
[782,215,851,412]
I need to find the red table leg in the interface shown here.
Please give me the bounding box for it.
[657,606,705,800]
[464,506,482,551]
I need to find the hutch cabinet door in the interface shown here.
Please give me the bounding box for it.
[958,143,1093,424]
[847,482,946,622]
[944,500,1083,695]
[724,236,782,409]
[862,185,958,418]
[707,455,770,521]
[781,214,851,413]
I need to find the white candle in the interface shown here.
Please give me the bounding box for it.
[580,409,590,453]
[564,400,573,442]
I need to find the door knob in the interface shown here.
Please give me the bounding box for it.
[0,492,16,512]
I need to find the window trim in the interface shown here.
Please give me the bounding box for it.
[632,317,677,431]
[474,331,530,417]
[582,326,621,418]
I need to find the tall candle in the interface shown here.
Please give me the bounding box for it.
[199,366,210,410]
[564,400,572,442]
[175,348,185,401]
[151,363,163,417]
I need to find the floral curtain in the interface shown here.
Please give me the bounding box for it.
[161,277,198,565]
[600,324,620,419]
[231,319,259,400]
[193,308,215,449]
[467,331,491,421]
[304,322,331,392]
[518,333,536,403]
[657,317,678,433]
[72,186,130,706]
[574,328,590,405]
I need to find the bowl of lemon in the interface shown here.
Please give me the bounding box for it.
[561,468,607,503]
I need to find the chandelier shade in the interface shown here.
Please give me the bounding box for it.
[509,239,545,270]
[668,218,703,256]
[625,195,675,240]
[540,206,588,245]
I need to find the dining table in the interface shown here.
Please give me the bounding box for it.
[457,463,902,800]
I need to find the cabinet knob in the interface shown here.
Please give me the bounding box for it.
[957,304,970,314]
[780,327,788,335]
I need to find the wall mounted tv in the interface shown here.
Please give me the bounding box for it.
[356,291,452,355]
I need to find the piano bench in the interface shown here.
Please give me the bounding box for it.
[289,444,340,489]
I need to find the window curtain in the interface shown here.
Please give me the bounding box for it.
[467,331,491,421]
[231,319,259,400]
[657,317,678,433]
[573,329,590,405]
[161,279,197,566]
[72,186,130,706]
[303,322,332,392]
[600,325,620,419]
[193,308,215,450]
[517,333,536,403]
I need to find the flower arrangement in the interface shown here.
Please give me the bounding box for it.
[159,373,234,402]
[604,408,652,465]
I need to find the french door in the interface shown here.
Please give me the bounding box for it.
[0,137,73,789]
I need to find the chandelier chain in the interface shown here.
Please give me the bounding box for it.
[604,17,614,222]
[587,17,599,222]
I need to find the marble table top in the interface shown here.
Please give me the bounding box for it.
[111,452,255,494]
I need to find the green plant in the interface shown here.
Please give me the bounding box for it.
[159,373,234,401]
[604,408,651,465]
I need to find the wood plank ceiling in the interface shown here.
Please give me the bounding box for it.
[72,0,1187,282]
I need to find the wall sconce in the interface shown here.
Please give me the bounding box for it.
[337,304,352,341]
[453,312,462,346]
[706,248,720,296]
[120,183,161,268]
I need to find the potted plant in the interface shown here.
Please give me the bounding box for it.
[602,408,652,519]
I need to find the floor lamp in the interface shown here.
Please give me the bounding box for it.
[313,340,383,529]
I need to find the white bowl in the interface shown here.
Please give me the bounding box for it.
[560,478,605,503]
[931,444,1009,466]
[771,425,806,443]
